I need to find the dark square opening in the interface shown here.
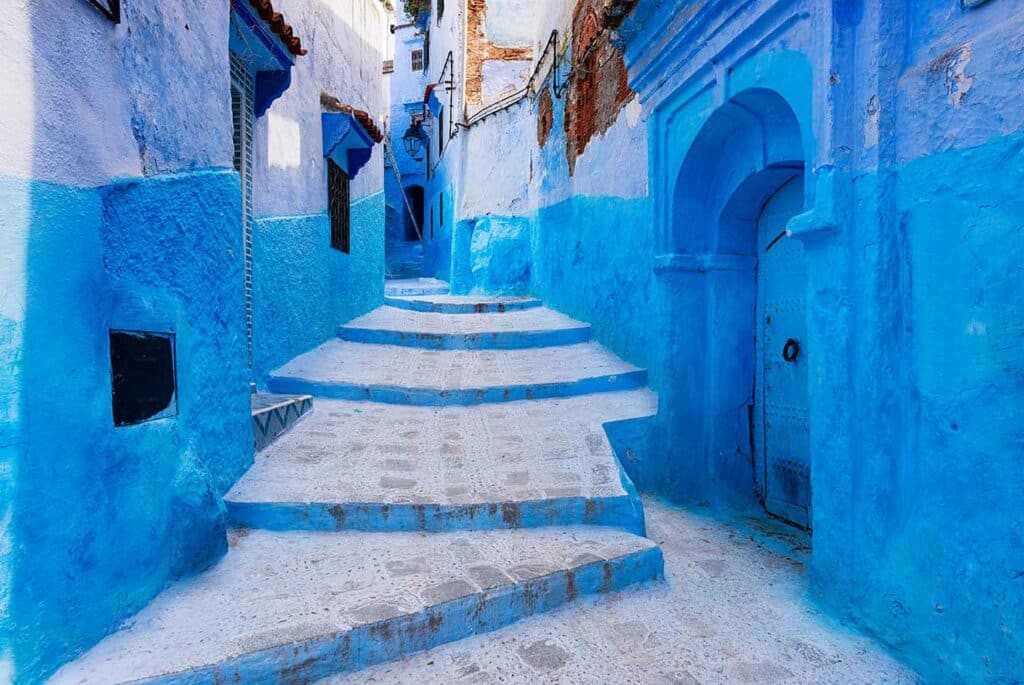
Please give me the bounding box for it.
[110,330,177,427]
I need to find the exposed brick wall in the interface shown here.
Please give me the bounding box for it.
[564,0,634,174]
[537,88,554,147]
[466,0,533,106]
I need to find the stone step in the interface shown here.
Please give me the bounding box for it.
[384,294,543,314]
[338,306,591,350]
[225,391,656,534]
[251,392,313,452]
[50,527,663,685]
[266,341,647,406]
[384,277,450,297]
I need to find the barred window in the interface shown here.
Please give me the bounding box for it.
[328,160,350,253]
[411,49,424,72]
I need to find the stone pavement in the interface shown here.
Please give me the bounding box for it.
[322,496,919,684]
[52,286,917,683]
[51,526,660,684]
[226,391,656,532]
[53,287,667,683]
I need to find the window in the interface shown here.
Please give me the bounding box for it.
[438,109,445,154]
[110,330,176,426]
[328,160,350,253]
[383,59,395,74]
[85,0,120,23]
[411,49,424,72]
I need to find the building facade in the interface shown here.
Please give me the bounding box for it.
[0,0,388,680]
[402,0,1024,681]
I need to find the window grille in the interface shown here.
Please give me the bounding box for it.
[328,160,351,253]
[411,49,424,72]
[230,54,255,369]
[86,0,120,23]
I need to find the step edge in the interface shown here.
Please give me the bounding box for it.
[266,369,649,406]
[62,546,664,685]
[223,493,644,535]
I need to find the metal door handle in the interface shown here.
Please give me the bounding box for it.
[782,338,800,362]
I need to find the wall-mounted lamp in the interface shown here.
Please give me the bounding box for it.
[402,121,429,160]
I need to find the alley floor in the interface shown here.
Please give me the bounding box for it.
[52,285,919,684]
[326,496,918,684]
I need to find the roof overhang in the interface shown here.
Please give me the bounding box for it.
[229,0,307,117]
[322,112,377,178]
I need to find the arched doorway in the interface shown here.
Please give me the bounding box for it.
[665,87,812,529]
[404,185,424,241]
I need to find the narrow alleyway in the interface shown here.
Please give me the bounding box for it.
[51,281,917,683]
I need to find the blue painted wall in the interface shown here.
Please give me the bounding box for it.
[252,192,385,379]
[0,169,250,683]
[432,0,1024,680]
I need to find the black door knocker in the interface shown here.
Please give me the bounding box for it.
[782,338,800,362]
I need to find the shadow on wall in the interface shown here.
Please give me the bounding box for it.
[0,5,251,682]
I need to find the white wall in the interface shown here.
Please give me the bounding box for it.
[252,0,389,216]
[0,0,232,186]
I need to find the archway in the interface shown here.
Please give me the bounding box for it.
[404,184,424,241]
[668,87,811,528]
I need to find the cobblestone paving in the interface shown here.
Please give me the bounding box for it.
[272,341,642,391]
[51,527,656,684]
[323,497,919,685]
[228,391,655,506]
[342,306,588,336]
[384,278,451,296]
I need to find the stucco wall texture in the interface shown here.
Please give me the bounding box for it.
[431,0,1024,681]
[0,0,388,681]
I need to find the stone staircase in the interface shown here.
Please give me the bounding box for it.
[52,281,664,684]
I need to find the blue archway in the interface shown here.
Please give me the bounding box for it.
[661,85,812,521]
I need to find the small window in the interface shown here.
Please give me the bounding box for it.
[110,330,176,426]
[86,0,121,23]
[383,60,395,74]
[411,49,424,72]
[328,160,350,253]
[438,109,445,154]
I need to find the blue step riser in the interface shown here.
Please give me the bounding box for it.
[336,326,592,350]
[266,370,648,407]
[131,548,664,684]
[226,495,645,536]
[383,297,543,314]
[384,286,450,297]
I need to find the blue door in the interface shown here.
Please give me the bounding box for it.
[754,176,811,528]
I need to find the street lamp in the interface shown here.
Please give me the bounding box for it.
[402,120,428,161]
